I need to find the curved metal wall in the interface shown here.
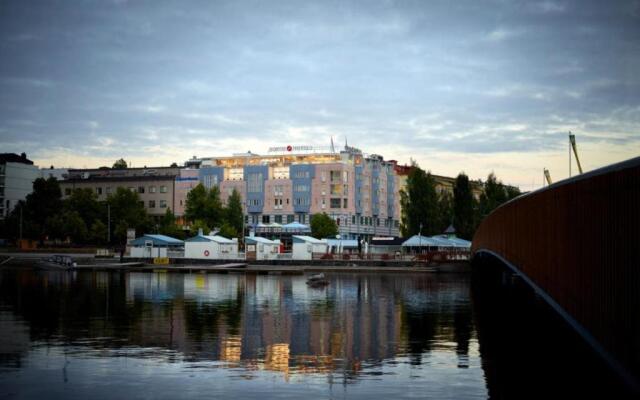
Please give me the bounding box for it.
[472,156,640,389]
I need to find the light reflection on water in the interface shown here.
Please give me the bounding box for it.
[0,268,630,399]
[0,270,483,399]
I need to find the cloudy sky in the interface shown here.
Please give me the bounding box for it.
[1,0,639,189]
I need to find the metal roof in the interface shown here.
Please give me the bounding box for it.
[245,236,280,245]
[282,222,311,231]
[130,234,184,247]
[401,235,442,247]
[292,235,327,244]
[186,234,235,244]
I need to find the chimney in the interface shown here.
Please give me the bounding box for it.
[198,228,203,236]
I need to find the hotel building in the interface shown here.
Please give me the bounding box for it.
[188,145,401,239]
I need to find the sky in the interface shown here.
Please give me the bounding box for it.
[1,0,639,190]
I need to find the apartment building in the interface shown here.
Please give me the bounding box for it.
[188,145,401,239]
[0,153,40,219]
[59,167,180,219]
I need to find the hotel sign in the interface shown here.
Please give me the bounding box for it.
[268,145,316,153]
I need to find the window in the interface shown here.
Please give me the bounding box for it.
[138,186,145,193]
[248,173,263,193]
[160,186,167,193]
[274,185,284,196]
[248,199,261,206]
[343,198,348,208]
[96,187,103,195]
[294,170,309,178]
[203,174,218,188]
[149,186,157,193]
[294,197,310,205]
[106,187,112,195]
[330,170,341,182]
[262,215,270,223]
[321,171,326,182]
[343,171,348,182]
[149,200,156,208]
[138,201,144,208]
[330,184,343,195]
[229,168,243,180]
[274,215,283,223]
[273,166,289,179]
[294,184,309,192]
[330,198,341,208]
[336,218,340,226]
[287,215,294,223]
[352,215,356,224]
[65,188,71,196]
[160,200,167,208]
[128,187,135,192]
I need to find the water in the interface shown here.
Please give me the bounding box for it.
[0,268,631,399]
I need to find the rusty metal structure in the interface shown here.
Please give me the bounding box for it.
[472,156,639,392]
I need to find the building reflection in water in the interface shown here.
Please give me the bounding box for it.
[0,270,475,383]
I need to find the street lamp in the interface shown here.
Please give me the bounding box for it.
[419,223,423,255]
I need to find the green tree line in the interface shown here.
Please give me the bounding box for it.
[400,163,521,240]
[0,177,184,245]
[184,183,243,238]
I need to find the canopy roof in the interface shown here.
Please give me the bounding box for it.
[131,234,184,247]
[186,234,235,244]
[402,234,471,248]
[245,236,280,245]
[282,222,311,231]
[292,235,327,244]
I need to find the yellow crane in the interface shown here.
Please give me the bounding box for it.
[569,132,583,175]
[544,168,552,186]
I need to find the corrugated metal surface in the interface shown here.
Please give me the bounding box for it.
[472,156,640,388]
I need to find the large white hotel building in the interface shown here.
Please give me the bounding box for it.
[183,144,401,239]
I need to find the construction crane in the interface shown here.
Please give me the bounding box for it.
[569,132,583,175]
[544,168,552,186]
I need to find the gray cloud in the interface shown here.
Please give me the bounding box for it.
[0,0,639,171]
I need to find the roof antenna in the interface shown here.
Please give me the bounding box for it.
[330,136,335,153]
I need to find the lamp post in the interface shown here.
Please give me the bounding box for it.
[419,222,423,255]
[107,204,111,244]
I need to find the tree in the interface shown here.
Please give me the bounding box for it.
[89,219,108,244]
[205,186,224,228]
[453,173,477,240]
[60,211,88,244]
[310,213,338,239]
[478,172,508,221]
[64,188,102,226]
[185,184,208,223]
[399,163,440,237]
[506,185,521,201]
[112,158,128,169]
[189,219,211,236]
[158,208,184,239]
[170,162,178,167]
[218,222,238,239]
[438,191,453,233]
[225,189,243,236]
[23,177,63,240]
[185,184,225,229]
[107,187,150,242]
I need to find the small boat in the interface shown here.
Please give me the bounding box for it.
[37,255,77,270]
[306,273,329,287]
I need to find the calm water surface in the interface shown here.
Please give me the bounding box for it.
[0,268,629,399]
